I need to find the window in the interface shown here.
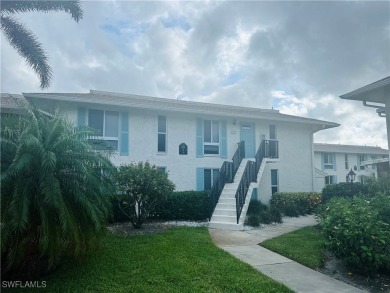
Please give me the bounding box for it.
[323,153,335,170]
[271,169,278,194]
[158,115,167,153]
[358,154,367,170]
[157,166,167,173]
[204,169,219,191]
[269,125,277,140]
[204,120,219,155]
[325,175,336,185]
[88,109,119,150]
[345,154,349,169]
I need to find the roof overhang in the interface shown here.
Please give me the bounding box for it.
[340,76,390,105]
[22,90,339,131]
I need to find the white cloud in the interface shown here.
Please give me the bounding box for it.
[1,1,389,148]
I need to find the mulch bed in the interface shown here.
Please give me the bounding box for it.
[319,251,390,293]
[107,222,173,236]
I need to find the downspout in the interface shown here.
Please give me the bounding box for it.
[363,101,386,117]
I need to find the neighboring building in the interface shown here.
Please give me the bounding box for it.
[340,76,390,163]
[1,91,339,229]
[314,143,389,191]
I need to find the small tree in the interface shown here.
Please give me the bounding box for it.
[115,162,175,229]
[1,104,114,278]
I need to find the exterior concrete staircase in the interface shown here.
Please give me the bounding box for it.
[208,139,279,231]
[209,156,271,230]
[209,159,253,230]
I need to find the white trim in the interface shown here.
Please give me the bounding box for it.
[23,91,339,130]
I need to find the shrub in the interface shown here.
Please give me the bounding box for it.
[245,200,282,226]
[364,175,390,196]
[319,196,390,273]
[271,192,322,216]
[247,199,268,214]
[1,106,113,277]
[114,162,175,229]
[109,195,132,223]
[246,214,261,227]
[154,191,209,221]
[322,182,369,202]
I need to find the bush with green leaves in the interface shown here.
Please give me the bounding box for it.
[319,196,390,273]
[153,191,209,221]
[321,182,369,202]
[271,192,322,217]
[114,162,175,229]
[245,199,282,226]
[1,106,113,277]
[364,175,390,196]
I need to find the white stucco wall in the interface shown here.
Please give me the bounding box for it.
[62,102,317,199]
[314,152,382,189]
[256,122,315,204]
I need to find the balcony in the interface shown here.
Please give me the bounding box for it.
[264,139,279,159]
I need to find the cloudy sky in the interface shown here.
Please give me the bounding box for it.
[1,1,389,148]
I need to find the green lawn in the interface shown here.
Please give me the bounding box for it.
[5,227,292,292]
[260,226,325,270]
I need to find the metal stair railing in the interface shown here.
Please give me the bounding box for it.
[208,141,245,220]
[235,139,279,223]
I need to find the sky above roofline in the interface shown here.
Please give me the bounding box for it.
[1,1,389,148]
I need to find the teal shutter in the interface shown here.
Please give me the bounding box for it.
[220,120,227,159]
[196,118,203,158]
[321,153,325,171]
[251,188,257,200]
[120,112,129,156]
[77,107,86,127]
[196,168,204,191]
[333,154,336,171]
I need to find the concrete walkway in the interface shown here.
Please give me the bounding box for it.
[209,215,366,293]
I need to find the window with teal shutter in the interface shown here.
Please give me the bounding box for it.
[323,153,336,170]
[120,112,129,156]
[220,120,227,158]
[196,168,204,191]
[196,118,203,157]
[77,107,86,127]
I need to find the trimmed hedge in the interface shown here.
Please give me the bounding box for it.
[271,192,322,217]
[319,195,390,273]
[322,182,369,202]
[110,191,210,223]
[155,191,210,221]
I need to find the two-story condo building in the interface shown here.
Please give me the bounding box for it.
[314,143,389,191]
[1,91,339,229]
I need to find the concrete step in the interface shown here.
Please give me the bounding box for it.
[216,203,235,210]
[211,215,237,224]
[220,192,236,198]
[218,198,236,204]
[213,208,236,216]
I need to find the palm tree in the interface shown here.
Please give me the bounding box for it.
[0,1,83,89]
[1,103,114,277]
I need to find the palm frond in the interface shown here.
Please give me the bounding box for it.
[1,0,83,22]
[0,15,52,88]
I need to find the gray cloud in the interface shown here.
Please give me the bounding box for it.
[1,0,389,148]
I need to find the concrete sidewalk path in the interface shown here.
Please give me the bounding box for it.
[209,215,366,293]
